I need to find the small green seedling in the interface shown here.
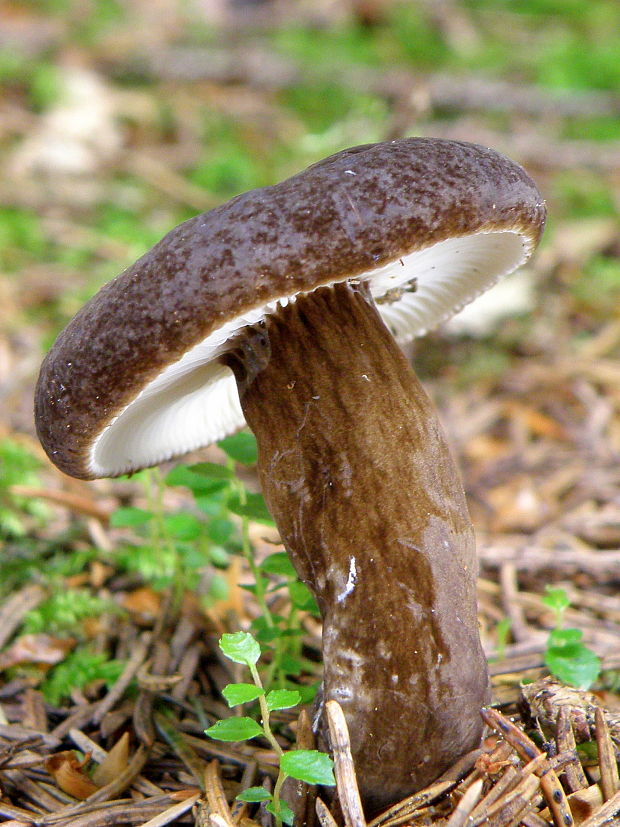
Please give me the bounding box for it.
[492,616,512,661]
[542,586,601,690]
[206,631,335,826]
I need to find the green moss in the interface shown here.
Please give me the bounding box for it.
[96,204,167,258]
[0,51,60,110]
[42,648,126,706]
[386,3,451,67]
[0,208,48,271]
[466,0,613,24]
[571,256,620,312]
[189,148,265,197]
[448,1,620,91]
[29,62,62,111]
[22,590,121,636]
[71,0,126,45]
[186,116,281,197]
[0,49,32,86]
[273,21,381,68]
[454,345,513,387]
[281,81,377,133]
[552,172,617,219]
[561,116,620,142]
[0,439,49,539]
[0,540,98,600]
[537,32,620,90]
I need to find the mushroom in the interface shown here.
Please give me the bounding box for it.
[35,138,546,813]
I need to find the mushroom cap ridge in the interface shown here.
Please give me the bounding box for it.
[35,137,546,479]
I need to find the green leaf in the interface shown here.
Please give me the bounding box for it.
[205,717,264,742]
[110,507,152,528]
[208,545,230,567]
[280,750,336,786]
[289,580,320,614]
[267,799,295,826]
[163,512,204,540]
[188,462,234,480]
[207,574,229,602]
[296,682,319,705]
[545,642,601,690]
[236,787,272,803]
[251,615,283,645]
[548,627,583,647]
[207,518,236,544]
[165,465,229,495]
[228,491,274,525]
[260,552,296,577]
[493,617,512,660]
[218,432,258,465]
[542,586,571,613]
[195,493,227,516]
[240,577,270,597]
[219,631,261,666]
[222,683,264,707]
[266,689,301,712]
[280,653,304,676]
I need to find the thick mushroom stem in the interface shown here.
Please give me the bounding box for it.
[223,282,489,813]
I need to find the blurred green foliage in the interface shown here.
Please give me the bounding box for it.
[0,439,48,537]
[0,545,96,601]
[0,51,60,110]
[0,208,48,272]
[572,256,620,312]
[1,0,618,346]
[274,1,620,91]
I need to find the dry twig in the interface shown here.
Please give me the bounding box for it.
[325,701,366,827]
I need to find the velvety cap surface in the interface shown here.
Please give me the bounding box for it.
[35,137,546,478]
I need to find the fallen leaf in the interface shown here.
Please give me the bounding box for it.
[0,635,75,671]
[122,587,162,620]
[92,732,129,786]
[45,751,99,799]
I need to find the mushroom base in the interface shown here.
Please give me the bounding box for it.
[223,282,490,814]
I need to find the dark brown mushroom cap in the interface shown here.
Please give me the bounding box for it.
[35,137,546,479]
